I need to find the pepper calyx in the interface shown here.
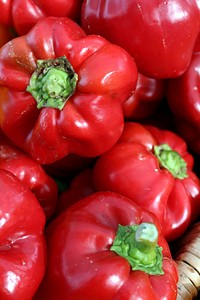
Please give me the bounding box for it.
[154,143,188,179]
[110,223,164,275]
[26,56,78,110]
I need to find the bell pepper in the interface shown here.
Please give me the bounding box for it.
[81,0,200,78]
[43,153,94,178]
[56,168,95,214]
[0,16,137,164]
[0,142,58,219]
[0,0,83,35]
[93,122,200,241]
[33,191,178,300]
[167,51,200,155]
[0,24,14,48]
[0,168,46,299]
[122,73,166,120]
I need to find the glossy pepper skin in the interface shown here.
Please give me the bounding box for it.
[93,122,200,241]
[122,73,166,120]
[0,17,137,164]
[0,0,83,35]
[0,142,58,219]
[34,191,178,300]
[81,0,200,78]
[167,51,200,155]
[0,168,46,299]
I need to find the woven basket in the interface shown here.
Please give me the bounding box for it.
[173,222,200,299]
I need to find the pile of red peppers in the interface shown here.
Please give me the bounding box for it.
[0,1,200,299]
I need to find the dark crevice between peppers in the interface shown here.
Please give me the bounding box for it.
[110,222,164,275]
[154,143,188,179]
[26,56,78,110]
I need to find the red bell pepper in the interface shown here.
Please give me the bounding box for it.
[0,24,14,48]
[0,168,46,299]
[0,142,58,219]
[122,73,166,120]
[81,0,200,78]
[0,16,137,164]
[43,153,94,178]
[0,0,83,35]
[93,122,200,241]
[34,191,178,300]
[56,168,95,214]
[167,51,200,155]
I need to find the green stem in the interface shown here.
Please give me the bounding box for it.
[110,223,164,275]
[154,143,188,179]
[26,56,78,110]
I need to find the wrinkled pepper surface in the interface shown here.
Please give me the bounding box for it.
[34,191,178,300]
[0,16,137,164]
[93,122,200,241]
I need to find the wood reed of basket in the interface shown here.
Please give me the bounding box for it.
[173,222,200,299]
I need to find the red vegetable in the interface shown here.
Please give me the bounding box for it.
[81,0,200,78]
[0,24,14,48]
[0,168,46,299]
[0,17,137,164]
[43,153,94,178]
[93,122,200,241]
[122,73,166,120]
[167,51,200,155]
[56,168,95,214]
[0,142,58,219]
[34,191,178,300]
[0,0,83,35]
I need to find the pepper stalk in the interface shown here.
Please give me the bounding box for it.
[110,222,164,275]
